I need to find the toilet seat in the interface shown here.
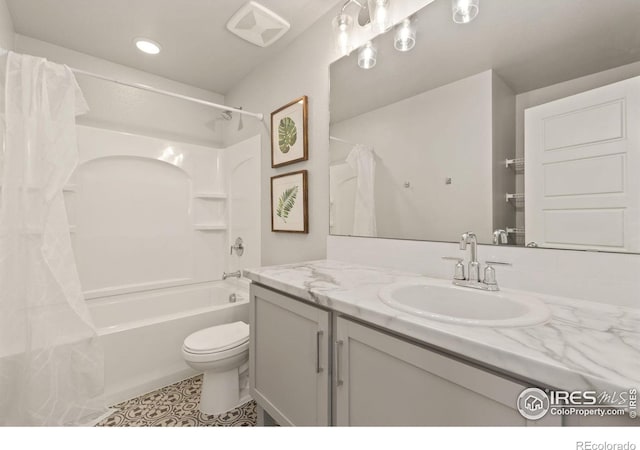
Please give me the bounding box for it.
[183,321,249,359]
[183,340,249,364]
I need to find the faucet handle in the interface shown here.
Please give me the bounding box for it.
[482,261,510,287]
[230,237,244,256]
[483,265,497,285]
[442,256,465,281]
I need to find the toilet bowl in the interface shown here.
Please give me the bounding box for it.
[182,321,250,416]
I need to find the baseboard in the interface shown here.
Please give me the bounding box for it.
[104,367,199,406]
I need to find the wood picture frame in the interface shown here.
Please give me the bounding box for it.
[271,96,308,168]
[271,170,308,233]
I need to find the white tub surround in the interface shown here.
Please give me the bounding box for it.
[71,126,260,299]
[244,260,640,395]
[65,126,259,405]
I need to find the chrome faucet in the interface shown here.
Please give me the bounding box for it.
[493,229,508,245]
[459,232,480,281]
[222,270,242,280]
[442,232,512,292]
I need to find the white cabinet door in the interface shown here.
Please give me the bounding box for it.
[334,317,559,426]
[525,76,640,252]
[249,284,330,426]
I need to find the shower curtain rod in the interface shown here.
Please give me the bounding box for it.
[330,135,361,146]
[70,67,264,120]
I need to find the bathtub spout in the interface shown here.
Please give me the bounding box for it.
[222,270,242,280]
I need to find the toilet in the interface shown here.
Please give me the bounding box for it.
[182,321,250,416]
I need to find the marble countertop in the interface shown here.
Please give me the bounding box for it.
[244,260,640,395]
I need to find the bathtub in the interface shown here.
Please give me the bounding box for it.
[89,280,249,405]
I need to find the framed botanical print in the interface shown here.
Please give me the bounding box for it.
[271,96,308,168]
[271,170,308,233]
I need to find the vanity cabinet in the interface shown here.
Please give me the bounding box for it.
[250,284,565,426]
[334,317,559,426]
[249,284,331,426]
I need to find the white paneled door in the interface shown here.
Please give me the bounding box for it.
[525,76,640,252]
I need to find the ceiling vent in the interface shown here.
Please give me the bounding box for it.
[226,1,291,47]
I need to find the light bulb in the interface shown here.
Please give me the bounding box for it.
[394,18,416,52]
[368,0,391,33]
[332,13,353,56]
[358,41,377,69]
[452,0,479,24]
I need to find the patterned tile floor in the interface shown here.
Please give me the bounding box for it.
[96,375,257,427]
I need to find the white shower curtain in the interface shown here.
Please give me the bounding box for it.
[346,144,377,237]
[0,51,108,425]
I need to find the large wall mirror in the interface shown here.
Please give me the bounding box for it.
[329,0,640,253]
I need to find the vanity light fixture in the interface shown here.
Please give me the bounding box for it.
[332,0,424,68]
[332,12,354,56]
[358,41,377,69]
[332,0,368,57]
[394,17,416,52]
[134,38,162,55]
[452,0,480,24]
[368,0,392,33]
[332,0,393,57]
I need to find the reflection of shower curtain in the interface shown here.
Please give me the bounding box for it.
[0,51,108,425]
[346,144,377,237]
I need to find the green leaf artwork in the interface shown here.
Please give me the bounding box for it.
[278,117,297,154]
[276,185,299,223]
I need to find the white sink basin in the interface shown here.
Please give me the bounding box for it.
[378,279,551,327]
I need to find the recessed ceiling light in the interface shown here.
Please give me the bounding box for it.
[134,38,161,55]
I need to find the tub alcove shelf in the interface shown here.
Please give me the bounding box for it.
[194,224,227,231]
[193,192,227,200]
[193,191,227,231]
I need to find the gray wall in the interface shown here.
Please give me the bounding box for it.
[330,71,497,243]
[0,0,13,50]
[224,1,433,265]
[223,10,335,266]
